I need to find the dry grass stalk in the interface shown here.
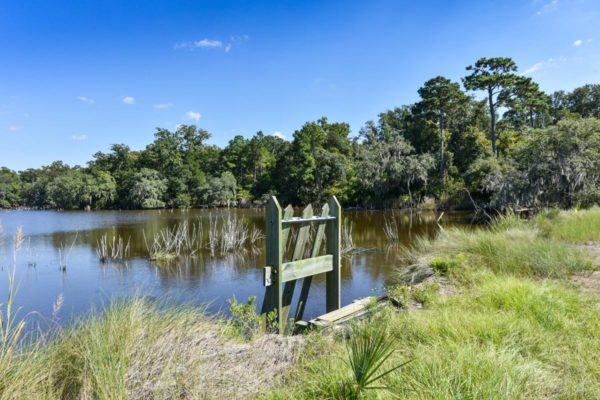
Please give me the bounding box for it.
[1,226,26,366]
[96,233,131,262]
[145,215,264,261]
[342,220,355,254]
[58,232,78,271]
[383,216,400,241]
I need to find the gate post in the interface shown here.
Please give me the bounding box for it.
[260,197,283,331]
[325,196,341,312]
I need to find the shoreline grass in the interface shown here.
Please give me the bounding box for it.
[265,208,600,399]
[2,208,599,399]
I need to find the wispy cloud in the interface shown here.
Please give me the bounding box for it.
[154,103,173,110]
[186,111,201,121]
[523,62,545,75]
[196,39,222,48]
[522,57,566,75]
[175,35,248,52]
[272,131,286,140]
[7,125,20,132]
[536,0,559,15]
[71,134,87,141]
[175,38,222,50]
[573,39,592,47]
[77,96,95,105]
[122,96,135,105]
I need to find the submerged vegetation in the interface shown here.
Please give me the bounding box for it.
[1,58,599,212]
[96,233,130,262]
[144,214,264,261]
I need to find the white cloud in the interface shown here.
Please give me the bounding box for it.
[175,38,222,50]
[185,111,201,121]
[77,96,95,105]
[122,96,135,105]
[272,131,286,139]
[7,125,20,132]
[536,0,559,15]
[195,39,222,48]
[175,35,248,52]
[522,57,566,76]
[71,134,87,141]
[154,103,173,109]
[522,62,544,75]
[573,39,583,47]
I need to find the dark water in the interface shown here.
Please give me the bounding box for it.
[0,208,475,327]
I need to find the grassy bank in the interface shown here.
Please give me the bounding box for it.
[0,298,302,400]
[1,209,599,399]
[265,209,600,399]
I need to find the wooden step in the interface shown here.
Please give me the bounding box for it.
[300,295,388,329]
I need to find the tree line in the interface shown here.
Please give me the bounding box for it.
[1,57,599,211]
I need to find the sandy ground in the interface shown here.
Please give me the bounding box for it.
[572,243,600,294]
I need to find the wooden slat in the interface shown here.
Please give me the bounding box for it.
[281,254,333,282]
[294,203,330,323]
[280,205,294,260]
[280,205,313,330]
[307,296,386,329]
[326,196,342,312]
[282,216,336,225]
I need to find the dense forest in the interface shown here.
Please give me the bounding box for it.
[1,57,599,211]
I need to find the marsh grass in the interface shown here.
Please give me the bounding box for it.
[0,297,301,400]
[400,221,593,280]
[145,215,264,261]
[57,232,78,271]
[96,233,130,262]
[383,216,400,241]
[265,208,600,400]
[534,207,600,243]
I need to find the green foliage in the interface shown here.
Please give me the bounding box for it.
[197,172,237,207]
[0,167,22,208]
[342,324,409,399]
[228,295,260,340]
[463,57,519,157]
[2,62,599,212]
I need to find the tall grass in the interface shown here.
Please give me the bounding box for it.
[0,297,301,399]
[400,221,593,280]
[145,215,264,261]
[96,233,130,262]
[534,207,600,243]
[265,207,600,400]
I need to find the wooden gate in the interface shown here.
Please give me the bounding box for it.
[260,196,341,333]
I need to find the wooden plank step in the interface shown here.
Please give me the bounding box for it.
[303,295,388,328]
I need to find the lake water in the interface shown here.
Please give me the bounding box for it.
[0,208,475,328]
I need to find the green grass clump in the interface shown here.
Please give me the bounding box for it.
[1,299,218,399]
[266,273,600,399]
[534,207,600,243]
[402,221,592,280]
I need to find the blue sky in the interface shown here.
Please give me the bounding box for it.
[1,0,598,170]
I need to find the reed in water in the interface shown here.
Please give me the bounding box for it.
[145,214,264,261]
[96,233,131,262]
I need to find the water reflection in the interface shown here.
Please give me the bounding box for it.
[0,208,475,325]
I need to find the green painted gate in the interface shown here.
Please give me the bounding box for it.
[260,196,341,333]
